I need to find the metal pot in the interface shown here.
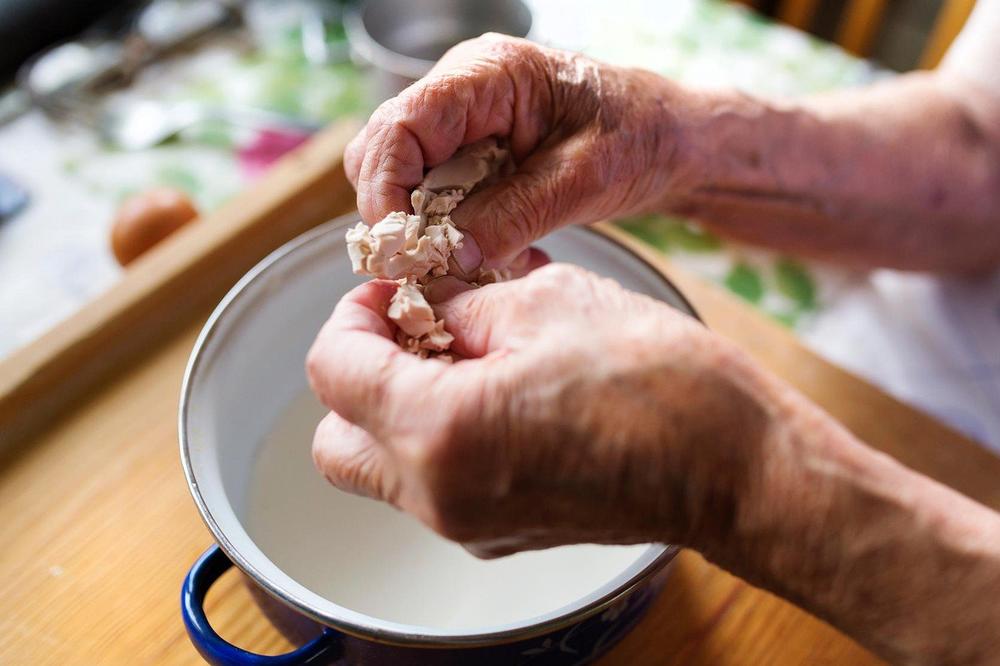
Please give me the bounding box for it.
[179,215,699,665]
[344,0,533,100]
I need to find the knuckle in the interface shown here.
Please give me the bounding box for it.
[487,37,545,78]
[311,417,344,478]
[406,80,470,144]
[486,185,543,251]
[475,32,521,54]
[532,262,583,284]
[369,98,403,128]
[310,429,329,473]
[462,34,541,77]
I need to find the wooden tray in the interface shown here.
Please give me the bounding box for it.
[2,122,998,665]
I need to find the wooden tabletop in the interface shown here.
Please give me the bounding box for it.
[2,124,999,665]
[0,294,878,666]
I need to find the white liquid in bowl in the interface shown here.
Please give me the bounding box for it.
[246,391,649,630]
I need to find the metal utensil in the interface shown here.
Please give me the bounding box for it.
[6,0,243,129]
[344,0,532,101]
[98,100,324,150]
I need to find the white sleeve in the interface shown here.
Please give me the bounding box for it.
[941,0,1000,95]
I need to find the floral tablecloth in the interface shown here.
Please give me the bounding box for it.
[2,0,999,451]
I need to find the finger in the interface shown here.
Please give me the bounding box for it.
[354,37,552,224]
[448,137,595,276]
[343,126,368,190]
[306,281,444,434]
[355,104,423,222]
[312,412,399,503]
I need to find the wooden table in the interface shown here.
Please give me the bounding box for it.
[2,124,999,665]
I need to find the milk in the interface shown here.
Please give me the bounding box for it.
[246,391,649,630]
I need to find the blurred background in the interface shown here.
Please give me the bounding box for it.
[741,0,971,70]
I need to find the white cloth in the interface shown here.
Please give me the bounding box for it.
[803,270,1000,450]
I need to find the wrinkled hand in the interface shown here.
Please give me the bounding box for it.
[344,34,689,278]
[306,264,770,557]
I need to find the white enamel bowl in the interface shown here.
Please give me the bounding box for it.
[179,214,699,665]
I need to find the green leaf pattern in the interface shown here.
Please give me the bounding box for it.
[725,263,764,304]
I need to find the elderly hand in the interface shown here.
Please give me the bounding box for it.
[306,264,772,557]
[343,34,694,278]
[306,267,1000,666]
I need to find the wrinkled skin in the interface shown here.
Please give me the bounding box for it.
[343,34,689,276]
[307,264,768,557]
[345,34,1000,274]
[316,31,1000,666]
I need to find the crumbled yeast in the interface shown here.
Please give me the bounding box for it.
[345,138,512,357]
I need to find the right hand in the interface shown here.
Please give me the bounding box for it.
[344,34,693,277]
[307,264,772,558]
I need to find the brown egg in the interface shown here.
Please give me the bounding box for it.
[111,187,199,266]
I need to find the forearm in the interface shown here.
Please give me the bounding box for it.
[658,72,1000,272]
[683,360,1000,664]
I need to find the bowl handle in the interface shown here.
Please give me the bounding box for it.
[182,545,342,665]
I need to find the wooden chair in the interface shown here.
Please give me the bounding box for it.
[733,0,975,67]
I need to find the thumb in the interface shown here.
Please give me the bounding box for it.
[449,143,584,278]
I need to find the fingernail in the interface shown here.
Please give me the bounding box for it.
[451,232,483,275]
[425,276,473,304]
